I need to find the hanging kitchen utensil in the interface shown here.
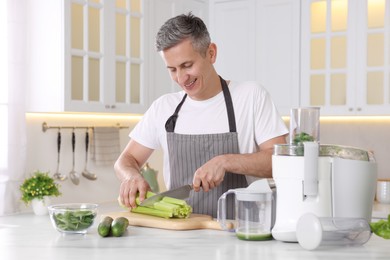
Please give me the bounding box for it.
[69,129,80,185]
[82,129,97,180]
[53,129,67,181]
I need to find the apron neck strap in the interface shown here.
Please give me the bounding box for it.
[220,76,237,133]
[165,94,187,132]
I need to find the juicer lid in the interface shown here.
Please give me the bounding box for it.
[234,179,273,201]
[234,189,273,202]
[273,144,374,162]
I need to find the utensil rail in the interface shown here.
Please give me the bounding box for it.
[41,122,129,132]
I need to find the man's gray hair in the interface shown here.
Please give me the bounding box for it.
[155,12,211,56]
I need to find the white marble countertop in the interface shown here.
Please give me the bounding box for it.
[1,202,389,260]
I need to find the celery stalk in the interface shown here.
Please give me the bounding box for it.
[161,196,187,206]
[153,201,180,215]
[117,191,192,219]
[131,206,173,219]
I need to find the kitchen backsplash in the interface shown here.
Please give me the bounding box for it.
[24,114,390,209]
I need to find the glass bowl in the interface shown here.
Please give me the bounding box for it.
[48,203,98,234]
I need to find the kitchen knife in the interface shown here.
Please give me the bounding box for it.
[140,184,193,207]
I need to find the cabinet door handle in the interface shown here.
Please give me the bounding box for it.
[105,104,116,109]
[357,107,362,112]
[348,108,353,112]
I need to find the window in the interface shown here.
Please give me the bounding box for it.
[1,0,27,215]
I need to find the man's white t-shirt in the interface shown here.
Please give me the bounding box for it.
[130,81,288,188]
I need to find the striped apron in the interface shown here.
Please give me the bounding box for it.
[165,76,248,218]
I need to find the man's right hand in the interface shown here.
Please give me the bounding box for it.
[119,173,150,209]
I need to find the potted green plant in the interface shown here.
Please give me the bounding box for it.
[20,170,61,215]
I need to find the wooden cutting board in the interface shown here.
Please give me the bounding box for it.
[101,211,234,231]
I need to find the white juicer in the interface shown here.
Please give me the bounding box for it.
[271,108,377,242]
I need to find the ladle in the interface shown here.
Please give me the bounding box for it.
[52,130,67,181]
[69,129,80,185]
[82,130,97,180]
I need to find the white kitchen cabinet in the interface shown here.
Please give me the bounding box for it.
[209,0,300,116]
[210,0,257,82]
[147,0,208,103]
[256,0,301,116]
[301,0,390,115]
[26,0,149,114]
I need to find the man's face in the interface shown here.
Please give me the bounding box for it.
[160,38,216,101]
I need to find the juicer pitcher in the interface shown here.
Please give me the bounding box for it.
[217,180,273,241]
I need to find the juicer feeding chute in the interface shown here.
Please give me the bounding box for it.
[291,107,321,198]
[289,107,320,144]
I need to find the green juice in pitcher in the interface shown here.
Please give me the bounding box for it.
[236,230,273,241]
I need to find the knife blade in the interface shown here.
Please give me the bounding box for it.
[140,184,193,207]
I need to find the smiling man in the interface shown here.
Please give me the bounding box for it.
[114,13,288,219]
